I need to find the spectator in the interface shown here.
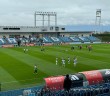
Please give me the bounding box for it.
[63,74,72,92]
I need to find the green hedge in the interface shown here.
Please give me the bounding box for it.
[93,34,110,42]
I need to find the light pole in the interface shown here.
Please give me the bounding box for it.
[95,9,101,33]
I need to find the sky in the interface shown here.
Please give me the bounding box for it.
[0,0,110,26]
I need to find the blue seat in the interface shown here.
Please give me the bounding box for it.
[28,93,35,96]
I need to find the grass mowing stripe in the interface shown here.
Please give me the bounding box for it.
[1,48,74,76]
[0,48,48,85]
[49,45,110,64]
[12,46,99,72]
[12,47,79,73]
[0,67,18,83]
[11,47,81,76]
[31,47,99,71]
[78,56,110,69]
[0,67,22,91]
[0,44,110,91]
[30,45,110,68]
[43,45,110,70]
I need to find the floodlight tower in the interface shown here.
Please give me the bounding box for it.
[95,9,101,33]
[34,12,36,27]
[34,11,57,27]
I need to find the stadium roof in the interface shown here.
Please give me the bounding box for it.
[65,25,110,32]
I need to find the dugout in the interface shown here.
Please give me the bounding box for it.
[80,69,110,85]
[44,74,83,90]
[44,69,110,91]
[69,73,83,87]
[44,76,65,91]
[80,70,103,85]
[98,69,110,83]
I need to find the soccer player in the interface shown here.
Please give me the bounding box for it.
[73,57,77,67]
[24,48,26,53]
[41,45,45,51]
[79,45,82,50]
[88,45,92,51]
[24,48,28,53]
[71,46,74,51]
[62,58,65,67]
[56,57,58,65]
[26,48,28,52]
[68,57,70,64]
[34,65,37,74]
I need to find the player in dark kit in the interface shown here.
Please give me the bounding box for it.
[71,46,74,51]
[34,65,37,74]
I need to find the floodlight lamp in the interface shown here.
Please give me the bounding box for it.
[97,9,101,12]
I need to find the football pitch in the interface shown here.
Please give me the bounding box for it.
[0,43,110,91]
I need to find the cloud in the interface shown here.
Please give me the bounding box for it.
[0,0,110,26]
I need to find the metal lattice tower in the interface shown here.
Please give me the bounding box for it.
[34,11,57,27]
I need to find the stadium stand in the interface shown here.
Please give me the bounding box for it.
[1,82,110,96]
[78,36,90,42]
[0,86,43,96]
[69,36,81,42]
[2,38,8,44]
[0,36,101,47]
[0,38,4,45]
[59,37,72,42]
[8,38,17,44]
[88,36,101,42]
[29,37,37,43]
[0,38,17,45]
[50,37,61,43]
[43,37,53,43]
[20,38,29,43]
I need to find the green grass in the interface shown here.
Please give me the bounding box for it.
[0,43,110,91]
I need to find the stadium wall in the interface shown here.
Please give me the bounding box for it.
[0,26,92,38]
[0,26,65,33]
[60,31,91,37]
[0,32,32,38]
